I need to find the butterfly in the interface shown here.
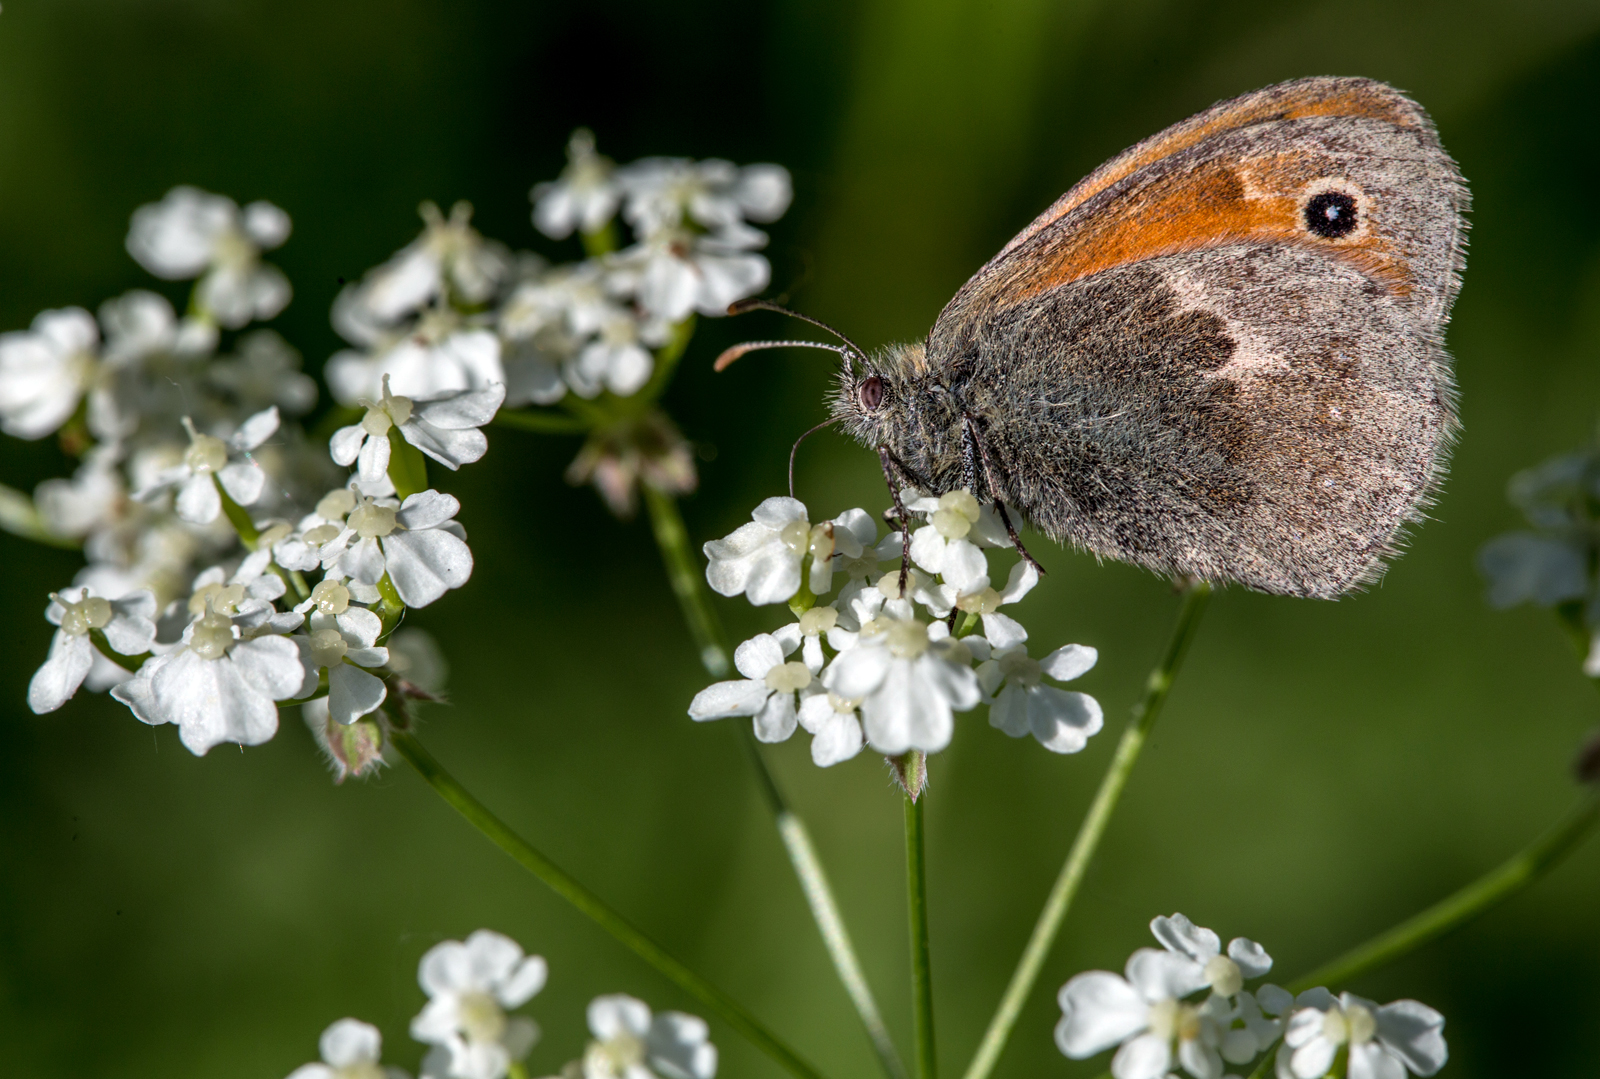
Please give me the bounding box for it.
[723,77,1468,599]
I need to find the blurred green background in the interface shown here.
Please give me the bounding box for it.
[3,1,1600,1076]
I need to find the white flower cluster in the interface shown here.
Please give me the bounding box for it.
[284,930,716,1079]
[1056,913,1448,1079]
[689,490,1103,766]
[8,186,483,762]
[327,130,789,409]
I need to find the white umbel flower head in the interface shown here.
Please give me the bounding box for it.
[286,1017,410,1079]
[293,606,390,725]
[321,489,474,609]
[821,608,980,756]
[331,376,506,484]
[0,307,99,439]
[976,640,1103,753]
[28,587,157,714]
[126,186,291,327]
[1055,913,1274,1079]
[532,129,621,240]
[412,930,547,1079]
[688,625,813,743]
[132,406,280,524]
[110,590,305,755]
[569,994,717,1079]
[1280,992,1446,1079]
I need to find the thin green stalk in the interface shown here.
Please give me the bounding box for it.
[643,486,731,677]
[962,581,1213,1079]
[737,732,907,1079]
[214,476,260,548]
[492,410,593,435]
[388,727,827,1079]
[0,482,79,550]
[905,774,936,1079]
[1288,790,1600,993]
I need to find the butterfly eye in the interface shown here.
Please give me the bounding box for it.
[1305,191,1359,239]
[858,375,884,411]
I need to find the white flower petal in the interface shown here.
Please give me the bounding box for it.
[988,683,1031,737]
[401,420,487,470]
[824,644,890,700]
[1373,999,1447,1076]
[1111,1032,1172,1079]
[28,631,93,714]
[733,633,785,679]
[1027,686,1102,753]
[750,496,808,528]
[1125,948,1208,1001]
[231,406,281,451]
[752,691,798,743]
[396,489,461,531]
[1151,913,1222,963]
[999,559,1040,603]
[176,472,222,523]
[357,430,392,482]
[980,612,1028,650]
[1348,1043,1407,1079]
[809,710,864,767]
[382,528,473,608]
[1227,937,1273,979]
[497,954,548,1008]
[320,1018,383,1068]
[1056,971,1150,1057]
[1040,643,1098,682]
[218,461,267,506]
[590,994,653,1040]
[328,663,387,725]
[688,680,771,720]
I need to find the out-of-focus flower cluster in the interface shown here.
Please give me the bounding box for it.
[1055,912,1448,1079]
[327,129,789,409]
[1478,431,1600,675]
[284,928,717,1079]
[7,136,790,758]
[689,489,1103,771]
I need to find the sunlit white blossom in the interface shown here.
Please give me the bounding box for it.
[327,324,505,406]
[704,499,876,606]
[132,406,280,524]
[614,156,790,237]
[293,605,390,725]
[126,186,291,327]
[689,626,812,743]
[532,129,621,240]
[616,229,770,324]
[28,586,156,714]
[1056,914,1274,1079]
[413,930,546,1079]
[321,490,473,608]
[0,307,98,439]
[1280,992,1446,1079]
[332,376,505,484]
[822,603,980,755]
[561,993,717,1079]
[111,585,304,755]
[287,1017,409,1079]
[976,640,1103,753]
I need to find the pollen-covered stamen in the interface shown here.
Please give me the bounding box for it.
[799,606,838,635]
[765,660,812,692]
[189,604,236,660]
[181,416,229,474]
[1203,954,1243,997]
[308,627,349,668]
[932,490,981,539]
[348,495,398,539]
[316,488,357,521]
[52,593,113,637]
[779,518,811,555]
[456,991,508,1044]
[309,579,350,614]
[886,618,930,659]
[356,374,414,436]
[189,582,246,616]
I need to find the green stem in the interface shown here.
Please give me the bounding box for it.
[388,727,828,1079]
[375,573,406,636]
[0,482,79,550]
[492,410,593,435]
[962,581,1212,1079]
[905,776,936,1079]
[1288,790,1600,993]
[214,476,260,549]
[386,427,430,499]
[642,486,730,677]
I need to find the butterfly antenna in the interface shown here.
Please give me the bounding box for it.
[726,298,868,372]
[713,339,854,372]
[788,416,842,498]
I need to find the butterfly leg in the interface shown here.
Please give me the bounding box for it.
[963,414,1046,577]
[877,445,917,595]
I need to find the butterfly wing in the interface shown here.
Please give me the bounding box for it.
[927,77,1468,597]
